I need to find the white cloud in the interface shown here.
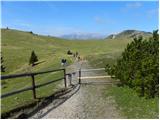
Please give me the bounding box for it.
[19,23,31,27]
[13,19,31,27]
[94,16,106,24]
[36,26,83,37]
[146,8,158,18]
[94,16,116,25]
[147,8,158,15]
[120,2,143,14]
[126,2,142,9]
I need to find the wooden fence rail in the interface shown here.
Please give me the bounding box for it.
[78,68,114,84]
[1,68,66,99]
[80,68,105,72]
[1,68,64,80]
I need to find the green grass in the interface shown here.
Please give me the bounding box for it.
[1,29,75,114]
[1,71,64,113]
[0,28,142,115]
[106,86,159,119]
[1,29,131,75]
[86,51,122,68]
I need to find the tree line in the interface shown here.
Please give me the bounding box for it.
[106,30,159,98]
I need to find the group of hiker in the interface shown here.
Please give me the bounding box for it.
[61,50,84,67]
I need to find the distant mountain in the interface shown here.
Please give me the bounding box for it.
[60,30,152,40]
[106,30,152,39]
[60,33,106,40]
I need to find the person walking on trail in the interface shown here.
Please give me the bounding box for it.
[61,59,67,67]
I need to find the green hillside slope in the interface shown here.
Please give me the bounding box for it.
[1,29,73,75]
[1,28,135,114]
[1,28,133,75]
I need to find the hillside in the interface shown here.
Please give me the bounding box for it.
[1,28,71,75]
[1,28,133,75]
[105,30,152,40]
[1,28,155,116]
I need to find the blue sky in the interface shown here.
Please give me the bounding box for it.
[1,1,159,36]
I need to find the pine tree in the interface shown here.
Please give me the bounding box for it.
[29,51,38,66]
[106,30,159,98]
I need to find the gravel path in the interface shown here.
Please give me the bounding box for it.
[31,61,124,119]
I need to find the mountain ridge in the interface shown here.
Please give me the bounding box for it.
[105,30,152,39]
[1,28,152,40]
[60,33,106,40]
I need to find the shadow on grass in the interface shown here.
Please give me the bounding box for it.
[33,61,46,66]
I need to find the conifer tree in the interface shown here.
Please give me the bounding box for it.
[29,51,38,66]
[106,30,159,98]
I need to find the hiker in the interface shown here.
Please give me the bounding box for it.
[78,56,81,61]
[61,59,67,67]
[61,59,64,66]
[73,53,76,58]
[75,52,78,57]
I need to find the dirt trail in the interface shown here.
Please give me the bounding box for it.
[31,61,124,119]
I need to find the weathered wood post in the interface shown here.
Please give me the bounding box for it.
[63,69,67,88]
[68,74,72,86]
[79,69,81,84]
[31,74,36,99]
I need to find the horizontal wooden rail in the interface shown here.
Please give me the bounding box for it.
[1,68,66,99]
[78,75,114,79]
[1,68,64,80]
[35,77,64,89]
[1,86,33,98]
[1,77,64,99]
[80,68,105,72]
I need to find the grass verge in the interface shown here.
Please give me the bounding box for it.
[106,85,159,119]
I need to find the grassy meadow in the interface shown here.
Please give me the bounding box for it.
[105,86,159,119]
[1,28,132,76]
[1,28,131,114]
[1,28,157,118]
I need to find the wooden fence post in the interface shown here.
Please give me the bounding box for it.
[79,69,81,84]
[68,74,72,86]
[31,75,36,99]
[63,69,67,88]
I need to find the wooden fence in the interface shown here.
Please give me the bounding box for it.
[1,67,111,101]
[1,68,67,99]
[78,68,113,84]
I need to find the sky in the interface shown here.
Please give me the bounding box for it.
[1,1,159,37]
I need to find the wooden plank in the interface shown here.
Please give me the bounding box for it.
[35,77,63,88]
[1,86,33,98]
[78,75,115,79]
[1,68,64,80]
[81,68,105,72]
[1,78,64,99]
